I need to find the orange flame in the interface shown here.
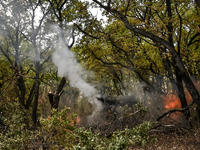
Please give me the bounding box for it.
[164,93,182,120]
[163,87,198,121]
[164,94,181,110]
[76,116,81,124]
[163,79,200,121]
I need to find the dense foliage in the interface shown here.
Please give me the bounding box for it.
[0,101,153,149]
[1,0,200,149]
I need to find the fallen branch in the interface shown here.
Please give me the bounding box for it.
[118,109,142,121]
[157,101,195,121]
[150,124,193,134]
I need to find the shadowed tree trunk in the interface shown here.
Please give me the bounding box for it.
[32,61,40,126]
[175,70,191,126]
[48,77,66,110]
[196,0,200,8]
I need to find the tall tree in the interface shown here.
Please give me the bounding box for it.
[0,0,52,126]
[75,0,200,122]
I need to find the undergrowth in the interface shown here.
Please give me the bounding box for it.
[0,101,154,149]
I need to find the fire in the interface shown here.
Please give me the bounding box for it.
[76,116,81,124]
[163,79,200,121]
[163,90,196,120]
[164,94,181,110]
[164,93,182,120]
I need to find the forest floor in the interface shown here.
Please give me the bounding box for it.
[131,125,200,150]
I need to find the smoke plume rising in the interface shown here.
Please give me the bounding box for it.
[51,25,97,98]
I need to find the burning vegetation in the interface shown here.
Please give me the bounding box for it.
[163,93,184,120]
[160,79,200,124]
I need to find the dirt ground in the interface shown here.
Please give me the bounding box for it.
[131,125,200,150]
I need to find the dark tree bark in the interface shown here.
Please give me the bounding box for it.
[32,61,40,126]
[13,63,26,106]
[48,77,66,110]
[196,0,200,8]
[25,82,35,109]
[175,70,191,123]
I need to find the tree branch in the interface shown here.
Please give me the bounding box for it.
[187,32,200,47]
[68,24,75,49]
[75,24,102,39]
[157,101,195,121]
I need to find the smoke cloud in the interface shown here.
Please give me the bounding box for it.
[51,25,104,124]
[51,25,97,98]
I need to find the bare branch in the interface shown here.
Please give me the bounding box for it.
[68,24,75,49]
[187,32,200,47]
[125,0,131,16]
[175,2,182,54]
[157,101,195,121]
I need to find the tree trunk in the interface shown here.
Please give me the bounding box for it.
[32,61,40,126]
[196,0,200,8]
[25,82,35,109]
[13,63,26,106]
[48,77,66,110]
[175,70,192,126]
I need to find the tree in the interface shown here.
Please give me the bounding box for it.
[0,0,95,125]
[0,0,53,126]
[46,0,93,110]
[75,0,200,123]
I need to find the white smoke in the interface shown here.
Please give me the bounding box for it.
[51,25,104,125]
[51,25,97,98]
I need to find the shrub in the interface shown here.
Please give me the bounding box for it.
[0,100,33,149]
[0,101,154,149]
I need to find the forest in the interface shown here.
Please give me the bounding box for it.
[1,0,200,149]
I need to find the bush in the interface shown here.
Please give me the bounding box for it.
[0,100,33,149]
[0,101,154,149]
[37,107,154,149]
[37,107,78,149]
